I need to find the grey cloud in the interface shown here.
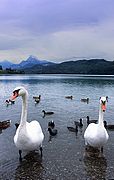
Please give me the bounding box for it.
[0,0,114,62]
[0,0,114,34]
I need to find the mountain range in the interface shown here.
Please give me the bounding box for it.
[0,55,55,70]
[23,58,114,75]
[0,56,114,75]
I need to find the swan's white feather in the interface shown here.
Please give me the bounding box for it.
[84,96,109,148]
[14,121,44,151]
[84,123,109,147]
[12,86,44,152]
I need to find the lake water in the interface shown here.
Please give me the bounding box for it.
[0,74,114,180]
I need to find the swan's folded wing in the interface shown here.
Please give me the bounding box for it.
[84,123,98,140]
[27,121,44,142]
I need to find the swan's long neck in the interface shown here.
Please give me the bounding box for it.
[20,93,28,126]
[98,104,104,126]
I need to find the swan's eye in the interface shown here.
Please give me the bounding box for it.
[13,89,20,96]
[106,96,108,102]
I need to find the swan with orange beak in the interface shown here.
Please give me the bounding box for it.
[10,86,44,160]
[84,96,109,152]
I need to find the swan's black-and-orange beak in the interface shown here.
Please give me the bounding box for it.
[102,104,106,112]
[10,91,19,101]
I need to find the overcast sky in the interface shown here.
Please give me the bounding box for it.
[0,0,114,63]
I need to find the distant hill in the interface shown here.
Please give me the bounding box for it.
[11,55,55,69]
[0,55,55,70]
[0,60,14,69]
[0,57,114,75]
[23,59,114,75]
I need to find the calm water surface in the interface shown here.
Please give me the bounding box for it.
[0,74,114,180]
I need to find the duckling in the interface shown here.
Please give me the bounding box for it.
[0,120,11,129]
[42,110,54,117]
[74,118,83,127]
[86,116,97,126]
[33,95,41,103]
[48,120,55,129]
[33,95,41,100]
[5,99,15,106]
[34,99,40,103]
[9,99,15,104]
[65,96,73,100]
[81,98,89,104]
[48,127,58,136]
[5,100,10,105]
[104,120,114,130]
[67,124,78,132]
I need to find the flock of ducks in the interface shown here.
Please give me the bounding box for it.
[1,86,114,161]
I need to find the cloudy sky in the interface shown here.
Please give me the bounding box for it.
[0,0,114,63]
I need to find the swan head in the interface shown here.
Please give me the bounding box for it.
[99,96,107,112]
[10,86,28,100]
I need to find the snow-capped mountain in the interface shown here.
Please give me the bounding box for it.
[0,56,55,70]
[18,55,53,69]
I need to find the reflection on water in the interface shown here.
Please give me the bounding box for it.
[84,147,107,179]
[15,152,43,179]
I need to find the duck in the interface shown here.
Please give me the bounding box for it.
[33,95,41,103]
[33,95,41,100]
[42,110,54,117]
[67,124,78,133]
[5,99,15,106]
[84,96,109,152]
[48,120,55,129]
[74,118,83,127]
[103,120,114,130]
[10,86,44,160]
[81,98,89,104]
[65,96,73,100]
[0,120,11,129]
[9,99,15,104]
[48,127,58,136]
[86,116,98,126]
[34,99,40,103]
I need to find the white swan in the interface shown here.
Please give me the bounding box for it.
[84,96,109,152]
[10,86,44,159]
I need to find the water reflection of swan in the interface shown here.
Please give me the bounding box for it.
[83,147,107,179]
[15,151,43,179]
